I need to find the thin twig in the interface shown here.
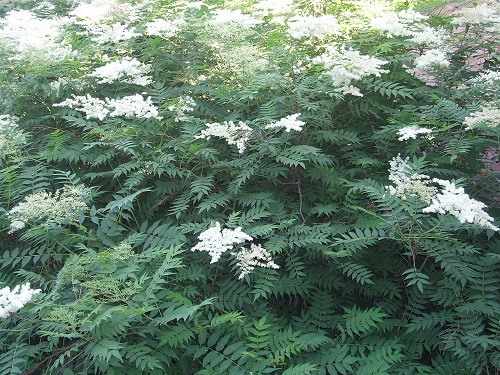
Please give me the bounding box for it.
[21,342,79,375]
[293,167,306,224]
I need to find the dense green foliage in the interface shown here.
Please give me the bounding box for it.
[0,0,499,374]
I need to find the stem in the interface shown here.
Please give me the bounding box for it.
[293,167,306,224]
[21,342,79,375]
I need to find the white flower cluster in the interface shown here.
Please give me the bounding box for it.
[254,0,293,15]
[371,9,451,74]
[0,283,40,319]
[145,18,185,37]
[34,1,58,10]
[265,113,305,132]
[0,115,27,162]
[451,4,500,26]
[54,94,109,120]
[312,45,389,97]
[470,70,500,85]
[196,120,252,153]
[0,10,73,63]
[104,243,136,263]
[387,155,437,203]
[386,156,498,231]
[88,22,140,45]
[71,0,120,23]
[216,45,269,77]
[107,94,160,119]
[409,26,449,47]
[414,49,450,70]
[71,0,141,45]
[192,222,279,279]
[211,9,262,28]
[191,222,253,263]
[287,15,339,40]
[397,125,433,141]
[371,10,424,35]
[71,0,141,24]
[423,179,499,231]
[370,9,428,37]
[463,102,500,129]
[371,9,449,49]
[7,185,89,233]
[461,70,500,97]
[198,8,261,48]
[88,57,152,85]
[168,96,196,122]
[232,244,279,279]
[55,94,161,120]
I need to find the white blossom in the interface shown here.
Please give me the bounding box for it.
[463,102,500,129]
[0,10,73,63]
[196,120,252,153]
[54,94,109,120]
[106,243,135,262]
[370,9,428,37]
[414,49,449,70]
[211,9,262,28]
[191,222,253,263]
[168,96,196,122]
[32,1,55,11]
[71,0,140,43]
[371,12,412,37]
[451,4,500,26]
[371,10,449,48]
[0,115,27,162]
[287,15,338,40]
[397,125,433,141]
[55,94,161,120]
[89,57,153,85]
[71,0,117,23]
[423,179,499,231]
[254,0,293,14]
[9,220,26,232]
[215,45,269,76]
[144,18,185,37]
[184,1,205,9]
[463,70,500,98]
[470,70,500,85]
[386,156,499,231]
[312,45,388,97]
[7,185,90,233]
[70,0,140,25]
[0,283,40,319]
[232,244,279,279]
[265,113,305,132]
[393,9,429,23]
[410,26,449,48]
[87,22,139,44]
[386,155,437,203]
[106,94,161,119]
[198,8,260,48]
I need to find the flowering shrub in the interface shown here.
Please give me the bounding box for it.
[0,0,498,374]
[6,185,89,233]
[0,115,27,163]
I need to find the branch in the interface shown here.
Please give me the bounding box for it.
[21,342,79,375]
[293,167,306,224]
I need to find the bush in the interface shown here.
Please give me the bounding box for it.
[0,0,498,374]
